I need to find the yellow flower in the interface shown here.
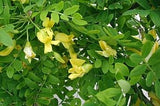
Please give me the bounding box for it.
[20,0,29,4]
[37,28,60,53]
[68,59,92,80]
[42,17,55,28]
[55,33,74,49]
[145,41,159,62]
[0,40,16,56]
[23,41,36,63]
[96,40,117,57]
[55,33,77,58]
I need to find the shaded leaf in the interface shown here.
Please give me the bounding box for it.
[146,71,154,87]
[6,66,14,78]
[130,64,147,77]
[64,5,79,15]
[118,79,130,93]
[0,29,13,46]
[51,11,59,24]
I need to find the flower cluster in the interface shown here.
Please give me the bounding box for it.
[37,17,60,54]
[55,33,92,80]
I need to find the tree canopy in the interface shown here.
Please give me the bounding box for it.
[0,0,160,105]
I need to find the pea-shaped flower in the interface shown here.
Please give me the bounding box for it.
[37,28,59,53]
[68,58,92,80]
[96,40,117,58]
[23,41,36,63]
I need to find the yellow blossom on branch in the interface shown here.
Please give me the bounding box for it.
[55,33,77,58]
[68,58,92,80]
[37,28,60,53]
[23,41,36,63]
[20,0,29,4]
[55,33,74,49]
[96,40,117,57]
[42,17,55,28]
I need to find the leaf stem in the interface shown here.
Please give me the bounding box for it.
[116,93,123,106]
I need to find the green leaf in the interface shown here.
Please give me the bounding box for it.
[103,27,118,37]
[24,5,34,13]
[25,78,38,89]
[142,40,153,58]
[109,2,123,10]
[72,13,82,19]
[94,59,102,68]
[83,100,97,106]
[101,61,110,74]
[0,0,3,14]
[117,79,130,93]
[146,71,154,87]
[130,64,147,77]
[36,0,46,7]
[6,66,14,78]
[39,88,53,98]
[118,16,126,29]
[96,88,121,106]
[64,5,79,15]
[135,0,151,9]
[70,98,81,106]
[42,67,51,74]
[150,11,160,27]
[123,9,150,17]
[129,76,141,85]
[0,29,13,46]
[16,81,25,90]
[55,1,64,11]
[72,18,88,25]
[53,52,65,63]
[43,60,54,68]
[51,11,59,24]
[40,10,48,21]
[48,75,60,84]
[130,53,143,64]
[148,48,160,65]
[155,80,160,99]
[12,60,22,71]
[115,63,129,76]
[37,97,50,105]
[60,14,69,21]
[0,56,14,63]
[28,72,41,82]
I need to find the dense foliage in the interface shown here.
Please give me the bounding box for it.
[0,0,160,105]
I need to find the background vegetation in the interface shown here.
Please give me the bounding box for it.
[0,0,160,105]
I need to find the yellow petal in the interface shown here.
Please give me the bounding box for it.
[98,40,117,57]
[68,73,82,80]
[99,40,111,51]
[68,46,77,58]
[44,43,52,54]
[70,59,85,67]
[37,28,53,43]
[82,64,93,73]
[51,41,60,45]
[42,17,55,28]
[152,41,159,53]
[55,33,74,43]
[0,40,16,56]
[68,66,84,73]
